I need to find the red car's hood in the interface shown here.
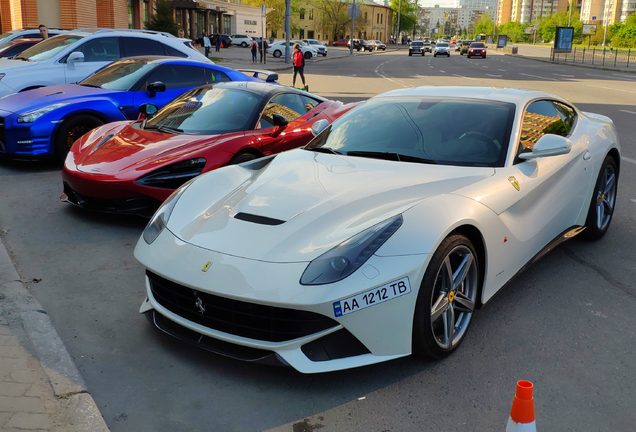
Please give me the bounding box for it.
[74,123,226,176]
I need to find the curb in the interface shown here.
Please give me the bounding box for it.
[0,237,109,431]
[503,52,636,74]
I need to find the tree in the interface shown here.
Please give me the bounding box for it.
[314,0,367,41]
[144,0,179,36]
[243,0,301,37]
[390,0,418,39]
[474,13,494,37]
[498,21,526,42]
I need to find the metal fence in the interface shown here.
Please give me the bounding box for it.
[551,47,635,68]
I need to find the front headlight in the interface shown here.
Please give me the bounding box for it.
[300,215,403,285]
[17,103,70,123]
[142,180,193,244]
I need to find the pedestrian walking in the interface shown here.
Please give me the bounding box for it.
[292,43,306,90]
[203,32,211,57]
[259,39,269,63]
[178,28,185,38]
[250,37,258,63]
[215,34,221,52]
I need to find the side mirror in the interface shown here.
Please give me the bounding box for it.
[67,51,84,68]
[137,103,159,121]
[270,114,288,137]
[311,119,329,137]
[518,134,572,160]
[147,81,166,97]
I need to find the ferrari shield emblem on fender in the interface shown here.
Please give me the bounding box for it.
[508,176,520,191]
[202,262,212,272]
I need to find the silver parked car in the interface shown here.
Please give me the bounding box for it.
[370,40,386,51]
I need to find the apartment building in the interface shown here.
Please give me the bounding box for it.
[420,5,490,34]
[580,0,631,24]
[496,0,568,24]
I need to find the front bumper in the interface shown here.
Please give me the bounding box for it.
[135,228,428,373]
[0,110,57,159]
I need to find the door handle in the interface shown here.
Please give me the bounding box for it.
[583,151,591,160]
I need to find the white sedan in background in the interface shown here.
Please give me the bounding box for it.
[302,39,328,56]
[434,42,451,57]
[136,86,620,373]
[268,41,317,59]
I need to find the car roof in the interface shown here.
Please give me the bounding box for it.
[373,86,567,106]
[213,81,327,101]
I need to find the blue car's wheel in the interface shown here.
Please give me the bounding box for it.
[55,114,103,163]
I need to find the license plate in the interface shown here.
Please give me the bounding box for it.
[333,277,411,317]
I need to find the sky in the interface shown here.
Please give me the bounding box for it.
[418,0,456,8]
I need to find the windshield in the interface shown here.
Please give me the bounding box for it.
[145,86,262,135]
[305,97,516,167]
[307,40,319,45]
[411,42,423,46]
[437,43,449,47]
[80,59,155,91]
[470,43,485,48]
[16,35,83,61]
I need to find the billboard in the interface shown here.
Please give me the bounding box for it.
[582,24,597,35]
[497,35,508,48]
[524,26,534,34]
[554,26,574,53]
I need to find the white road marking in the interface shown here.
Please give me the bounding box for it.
[486,74,502,77]
[519,73,558,81]
[631,199,636,203]
[587,72,636,81]
[623,156,636,165]
[613,73,636,79]
[620,110,636,114]
[452,74,478,80]
[498,69,507,71]
[374,60,409,88]
[553,73,574,77]
[440,70,446,73]
[483,66,488,68]
[588,84,636,94]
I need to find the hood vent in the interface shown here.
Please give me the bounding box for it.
[45,91,64,97]
[234,212,285,226]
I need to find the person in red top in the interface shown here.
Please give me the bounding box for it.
[292,43,306,89]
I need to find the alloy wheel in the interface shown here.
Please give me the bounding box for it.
[430,245,477,350]
[595,164,617,231]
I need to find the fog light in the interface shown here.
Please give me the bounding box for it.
[17,140,33,144]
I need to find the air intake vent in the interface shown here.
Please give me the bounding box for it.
[234,212,285,226]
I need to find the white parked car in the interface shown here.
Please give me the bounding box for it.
[434,42,451,57]
[302,39,328,56]
[230,34,252,47]
[268,41,317,59]
[0,29,210,98]
[135,86,620,373]
[0,28,69,45]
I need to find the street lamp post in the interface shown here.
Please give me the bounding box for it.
[396,0,402,46]
[602,1,609,49]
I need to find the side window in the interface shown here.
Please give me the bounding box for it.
[205,69,231,84]
[553,101,576,136]
[144,65,206,90]
[1,44,31,58]
[259,93,306,129]
[74,37,120,62]
[517,100,567,157]
[300,95,321,113]
[122,37,165,57]
[162,44,188,58]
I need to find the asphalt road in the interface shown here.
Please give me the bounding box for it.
[1,51,635,432]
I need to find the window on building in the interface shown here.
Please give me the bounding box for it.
[377,14,380,24]
[300,9,305,19]
[381,14,383,24]
[144,2,149,22]
[308,30,315,39]
[223,15,232,34]
[309,9,314,20]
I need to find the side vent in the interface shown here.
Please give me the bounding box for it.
[234,213,285,226]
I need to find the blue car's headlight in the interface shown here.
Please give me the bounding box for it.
[17,103,70,123]
[300,215,403,285]
[142,180,193,244]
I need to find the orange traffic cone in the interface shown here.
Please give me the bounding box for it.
[506,380,537,431]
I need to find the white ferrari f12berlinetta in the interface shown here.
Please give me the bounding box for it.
[135,87,620,373]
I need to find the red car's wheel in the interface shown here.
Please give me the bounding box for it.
[229,151,259,165]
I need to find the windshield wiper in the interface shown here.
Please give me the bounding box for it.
[15,57,30,61]
[305,147,343,155]
[158,125,185,134]
[346,151,436,164]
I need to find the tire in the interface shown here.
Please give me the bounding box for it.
[412,234,479,359]
[241,42,248,48]
[304,51,312,59]
[434,54,437,57]
[582,155,618,240]
[447,53,450,57]
[54,114,104,163]
[461,52,464,55]
[409,52,412,56]
[483,55,486,59]
[273,50,281,58]
[467,55,471,58]
[228,151,258,165]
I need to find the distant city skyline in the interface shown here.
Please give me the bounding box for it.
[418,1,459,8]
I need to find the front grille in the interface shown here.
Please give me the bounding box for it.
[147,271,339,342]
[63,182,160,217]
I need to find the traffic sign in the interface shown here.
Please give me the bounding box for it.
[347,4,360,18]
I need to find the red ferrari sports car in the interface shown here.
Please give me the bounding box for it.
[61,82,357,217]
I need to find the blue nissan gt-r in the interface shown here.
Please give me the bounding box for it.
[0,56,278,161]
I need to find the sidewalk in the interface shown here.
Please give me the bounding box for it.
[200,44,402,71]
[0,238,109,431]
[501,44,636,74]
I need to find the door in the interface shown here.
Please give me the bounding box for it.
[64,37,121,84]
[253,93,322,155]
[503,99,592,258]
[130,64,215,119]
